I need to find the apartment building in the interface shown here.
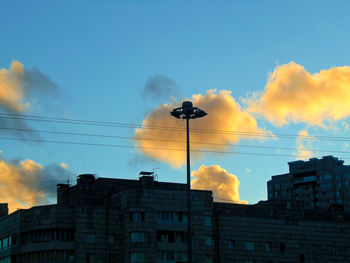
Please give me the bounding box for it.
[0,174,214,263]
[267,156,350,211]
[0,156,349,263]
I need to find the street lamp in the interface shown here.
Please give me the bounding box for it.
[170,101,207,263]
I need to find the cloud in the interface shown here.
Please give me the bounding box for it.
[134,89,268,167]
[246,62,350,127]
[0,155,73,213]
[0,60,59,138]
[191,165,247,204]
[293,130,314,160]
[60,163,69,169]
[342,121,349,131]
[143,74,181,104]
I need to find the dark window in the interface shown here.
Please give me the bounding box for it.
[157,230,175,243]
[245,241,255,251]
[329,246,336,256]
[109,254,119,263]
[280,243,285,253]
[265,242,272,252]
[228,240,235,250]
[86,253,95,263]
[299,253,305,263]
[130,212,145,222]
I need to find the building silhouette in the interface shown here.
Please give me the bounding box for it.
[0,156,349,263]
[268,155,350,211]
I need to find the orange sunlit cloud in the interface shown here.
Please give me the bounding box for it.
[246,62,350,127]
[293,130,314,160]
[191,164,247,204]
[0,60,59,138]
[0,156,72,213]
[0,61,29,112]
[134,90,269,168]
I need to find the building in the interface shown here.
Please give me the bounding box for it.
[0,156,349,263]
[267,155,350,211]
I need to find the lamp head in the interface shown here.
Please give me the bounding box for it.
[170,110,181,119]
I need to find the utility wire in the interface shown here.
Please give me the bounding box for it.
[0,126,349,155]
[1,112,350,141]
[0,136,349,160]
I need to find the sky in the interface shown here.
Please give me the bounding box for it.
[1,0,350,212]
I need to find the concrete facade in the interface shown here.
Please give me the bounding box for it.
[0,157,349,262]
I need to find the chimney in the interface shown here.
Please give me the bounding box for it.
[0,203,8,217]
[139,171,155,187]
[57,184,70,206]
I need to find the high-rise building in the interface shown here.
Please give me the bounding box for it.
[267,156,350,211]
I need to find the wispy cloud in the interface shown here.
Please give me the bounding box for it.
[0,60,59,138]
[293,130,314,160]
[191,164,247,204]
[143,74,181,104]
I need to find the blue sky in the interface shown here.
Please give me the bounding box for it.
[1,0,350,209]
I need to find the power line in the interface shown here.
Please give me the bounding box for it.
[0,126,349,155]
[0,136,349,160]
[2,112,350,141]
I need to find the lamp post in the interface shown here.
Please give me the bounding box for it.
[170,101,207,263]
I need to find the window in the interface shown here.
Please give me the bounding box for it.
[324,174,332,180]
[205,256,213,263]
[286,202,291,209]
[86,254,95,263]
[175,251,187,262]
[159,250,175,261]
[329,246,336,256]
[346,247,350,256]
[204,216,212,226]
[2,237,8,248]
[108,235,117,244]
[85,234,95,243]
[299,253,305,263]
[130,232,145,243]
[280,243,285,253]
[228,240,235,250]
[265,242,272,252]
[157,230,174,243]
[109,254,118,263]
[205,236,213,247]
[130,252,145,263]
[245,241,255,251]
[175,231,185,242]
[157,211,186,223]
[130,212,145,222]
